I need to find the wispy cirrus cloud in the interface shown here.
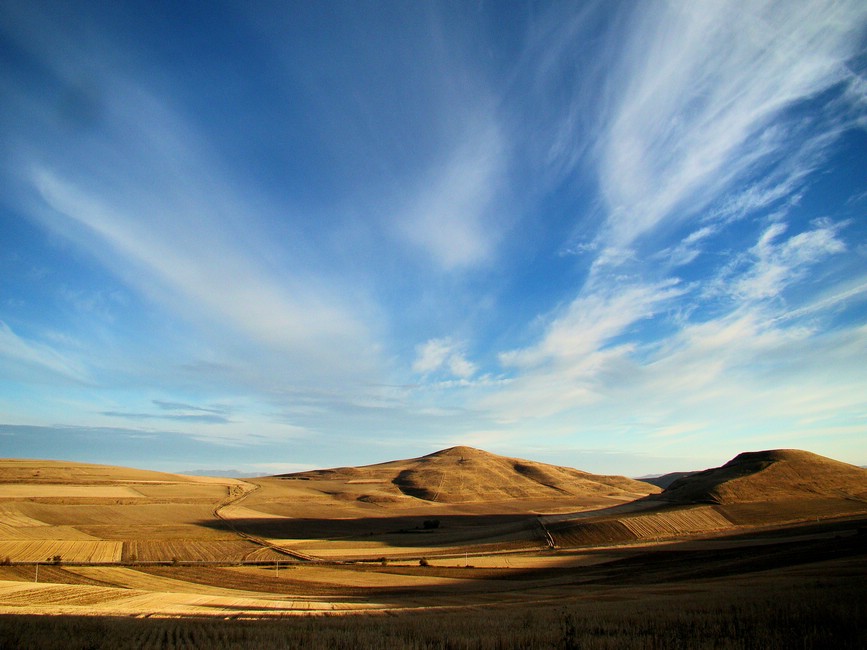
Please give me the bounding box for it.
[483,280,684,419]
[592,0,867,249]
[705,219,848,303]
[28,101,380,388]
[0,321,88,383]
[519,0,867,261]
[500,281,684,370]
[2,1,866,474]
[396,119,507,270]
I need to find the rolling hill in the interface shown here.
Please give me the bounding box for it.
[277,446,659,504]
[638,471,698,489]
[658,449,867,505]
[544,449,867,548]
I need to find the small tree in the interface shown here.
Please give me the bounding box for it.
[419,557,429,567]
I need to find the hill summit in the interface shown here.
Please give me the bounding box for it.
[659,449,867,505]
[279,446,659,504]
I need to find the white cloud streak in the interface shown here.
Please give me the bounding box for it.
[485,281,685,419]
[590,0,867,248]
[0,321,88,383]
[24,74,383,390]
[705,219,848,303]
[413,337,476,379]
[397,120,507,270]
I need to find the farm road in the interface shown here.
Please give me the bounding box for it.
[212,481,319,562]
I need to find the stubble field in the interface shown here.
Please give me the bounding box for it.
[0,452,865,647]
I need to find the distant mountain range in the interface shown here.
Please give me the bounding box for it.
[183,469,263,479]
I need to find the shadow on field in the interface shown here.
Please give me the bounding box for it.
[142,518,867,607]
[197,513,543,548]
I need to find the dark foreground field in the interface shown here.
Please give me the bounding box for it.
[0,577,863,649]
[2,521,864,649]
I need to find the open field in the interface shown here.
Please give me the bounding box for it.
[0,520,864,647]
[0,485,145,499]
[0,540,122,563]
[0,450,864,646]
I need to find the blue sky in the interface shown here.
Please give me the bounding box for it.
[1,0,866,477]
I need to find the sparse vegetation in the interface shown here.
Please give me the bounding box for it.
[0,452,864,648]
[0,578,863,649]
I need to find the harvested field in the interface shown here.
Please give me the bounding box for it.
[121,539,274,563]
[16,503,233,540]
[0,565,118,587]
[718,498,867,526]
[123,482,229,501]
[217,504,286,520]
[1,575,864,649]
[547,506,735,548]
[0,580,378,617]
[0,505,50,528]
[548,519,635,547]
[0,540,122,563]
[64,566,286,599]
[243,545,298,562]
[0,523,97,541]
[0,485,144,499]
[0,450,863,642]
[618,506,734,538]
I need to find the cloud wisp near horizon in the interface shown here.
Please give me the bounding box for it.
[1,0,866,476]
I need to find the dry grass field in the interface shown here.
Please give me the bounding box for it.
[0,448,865,647]
[0,459,251,565]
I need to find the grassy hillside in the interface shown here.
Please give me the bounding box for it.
[659,449,867,505]
[280,446,659,504]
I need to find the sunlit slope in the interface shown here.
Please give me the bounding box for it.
[278,446,659,504]
[658,449,867,505]
[0,458,224,486]
[545,449,867,548]
[0,459,280,563]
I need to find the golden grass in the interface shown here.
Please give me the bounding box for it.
[283,446,659,505]
[0,540,122,563]
[121,539,268,563]
[0,452,863,648]
[0,485,145,499]
[618,505,734,538]
[661,449,867,505]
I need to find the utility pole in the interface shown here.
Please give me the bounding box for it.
[35,563,38,583]
[275,560,279,578]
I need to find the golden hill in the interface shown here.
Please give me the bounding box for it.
[658,449,867,505]
[0,458,225,485]
[278,446,659,504]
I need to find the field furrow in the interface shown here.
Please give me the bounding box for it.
[0,540,122,563]
[620,507,734,538]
